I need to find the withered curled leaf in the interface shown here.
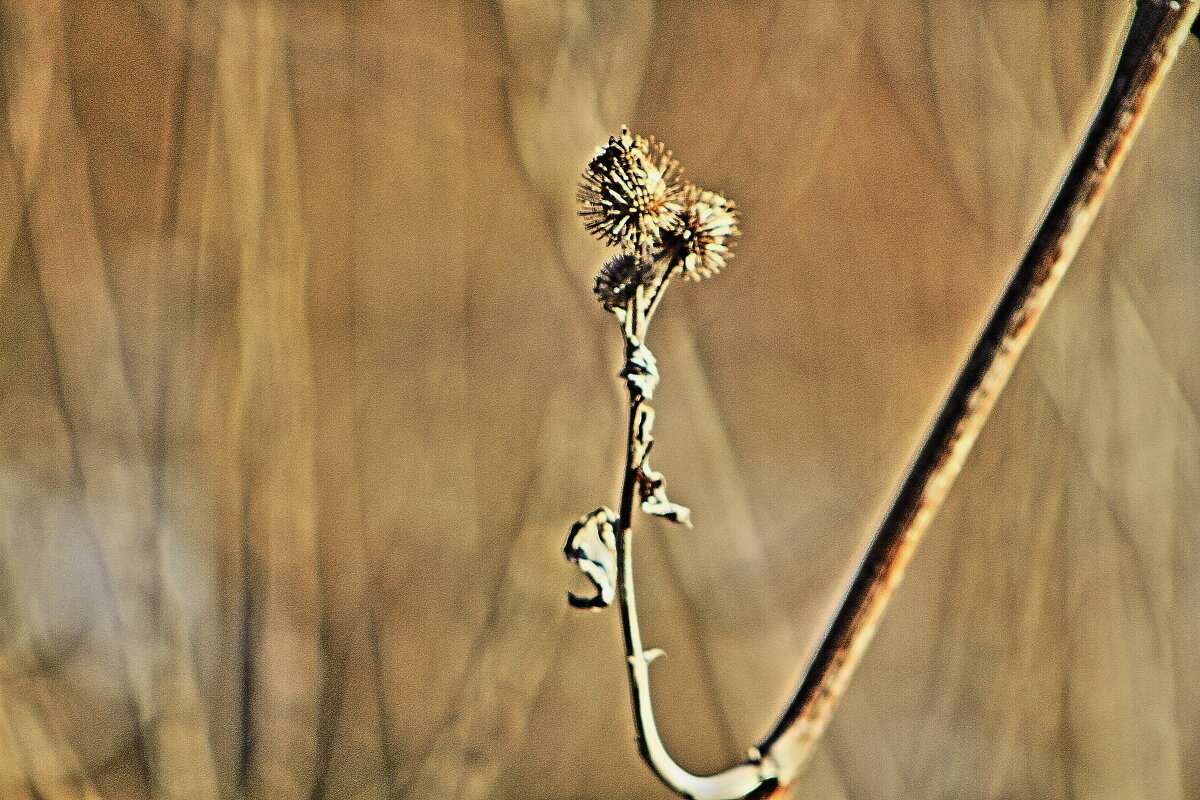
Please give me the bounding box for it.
[638,465,692,528]
[564,507,619,609]
[621,339,659,399]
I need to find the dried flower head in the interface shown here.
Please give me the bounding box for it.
[578,126,684,248]
[658,184,739,280]
[594,253,655,311]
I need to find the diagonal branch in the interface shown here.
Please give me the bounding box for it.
[753,0,1200,793]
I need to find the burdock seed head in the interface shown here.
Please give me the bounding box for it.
[659,183,740,280]
[594,253,655,312]
[577,126,684,248]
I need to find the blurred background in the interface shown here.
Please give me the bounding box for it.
[1,1,1198,798]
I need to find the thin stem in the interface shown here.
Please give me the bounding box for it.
[643,260,680,331]
[614,377,773,800]
[610,245,772,799]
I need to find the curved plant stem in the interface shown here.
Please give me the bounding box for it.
[613,342,776,800]
[607,258,777,799]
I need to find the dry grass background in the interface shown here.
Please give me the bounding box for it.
[0,1,1198,798]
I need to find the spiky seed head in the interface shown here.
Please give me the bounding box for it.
[660,184,739,280]
[594,253,655,311]
[577,126,684,248]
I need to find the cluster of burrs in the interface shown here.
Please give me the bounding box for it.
[581,126,739,289]
[564,126,739,610]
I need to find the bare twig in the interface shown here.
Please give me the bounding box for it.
[610,262,775,800]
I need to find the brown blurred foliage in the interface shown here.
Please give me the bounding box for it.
[0,2,1198,798]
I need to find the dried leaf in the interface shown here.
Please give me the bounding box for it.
[621,339,659,399]
[637,466,692,528]
[563,507,619,609]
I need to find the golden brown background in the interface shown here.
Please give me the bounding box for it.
[1,1,1198,798]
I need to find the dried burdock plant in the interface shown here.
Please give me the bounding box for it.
[577,126,686,249]
[594,253,655,312]
[564,126,770,800]
[564,7,1197,796]
[660,184,739,281]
